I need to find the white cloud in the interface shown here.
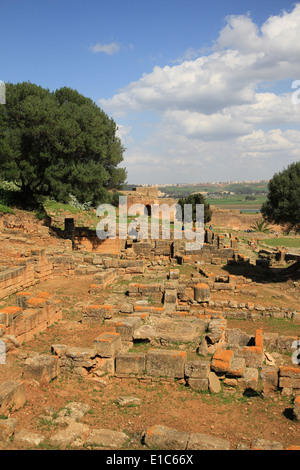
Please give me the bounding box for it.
[90,42,120,55]
[98,4,300,183]
[116,124,134,145]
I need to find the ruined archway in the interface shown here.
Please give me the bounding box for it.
[145,204,152,217]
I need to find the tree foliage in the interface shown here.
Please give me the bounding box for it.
[250,219,271,233]
[261,162,300,232]
[0,82,126,207]
[177,193,212,224]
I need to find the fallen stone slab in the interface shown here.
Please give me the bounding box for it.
[0,381,26,414]
[143,425,189,450]
[14,430,45,447]
[151,318,206,344]
[133,324,157,341]
[187,433,231,450]
[84,428,128,449]
[115,396,141,407]
[23,354,59,385]
[208,371,221,394]
[50,422,90,448]
[56,402,91,422]
[251,438,284,450]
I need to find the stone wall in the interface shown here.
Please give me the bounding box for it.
[0,291,62,347]
[0,250,53,300]
[0,263,35,300]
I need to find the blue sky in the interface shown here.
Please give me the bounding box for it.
[2,0,300,184]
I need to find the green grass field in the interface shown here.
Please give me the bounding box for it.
[206,194,267,206]
[263,237,300,248]
[43,200,81,214]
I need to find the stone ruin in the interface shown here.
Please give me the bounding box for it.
[0,217,299,450]
[9,261,297,432]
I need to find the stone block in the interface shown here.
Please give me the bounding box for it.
[114,317,141,342]
[0,381,26,414]
[94,332,121,358]
[263,332,278,350]
[16,292,35,309]
[169,269,180,280]
[279,366,300,391]
[94,357,115,376]
[65,347,96,368]
[50,422,90,448]
[146,349,187,378]
[164,290,177,304]
[128,283,140,294]
[84,428,128,449]
[194,283,210,303]
[206,318,227,344]
[213,282,233,291]
[148,318,205,344]
[211,349,233,374]
[187,433,231,450]
[242,346,263,368]
[225,328,251,347]
[260,365,279,395]
[188,378,208,391]
[184,360,210,379]
[23,354,60,384]
[238,368,259,391]
[82,305,114,322]
[277,336,298,353]
[143,425,189,450]
[0,307,23,328]
[251,439,283,450]
[226,357,246,378]
[115,353,146,375]
[119,303,134,314]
